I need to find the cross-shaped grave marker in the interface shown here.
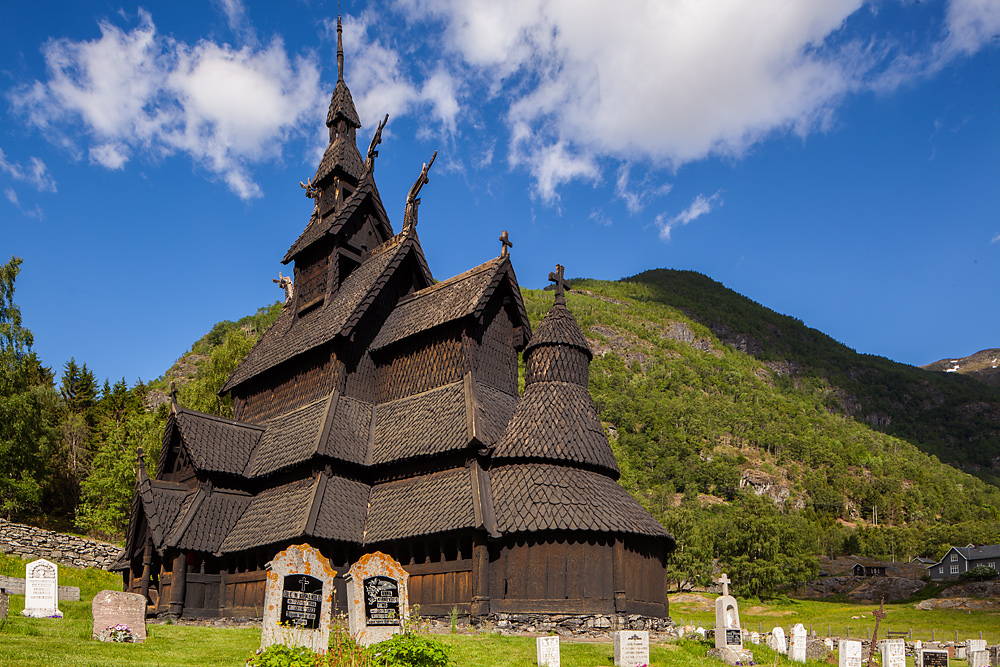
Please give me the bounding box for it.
[716,573,731,597]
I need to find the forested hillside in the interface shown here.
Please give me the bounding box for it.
[5,255,1000,596]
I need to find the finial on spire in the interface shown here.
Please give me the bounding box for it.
[273,272,294,304]
[365,114,389,175]
[337,15,344,82]
[499,230,513,257]
[137,445,145,469]
[403,150,437,228]
[169,381,179,414]
[548,264,570,305]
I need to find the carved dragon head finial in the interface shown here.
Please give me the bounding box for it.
[403,150,437,229]
[364,114,389,175]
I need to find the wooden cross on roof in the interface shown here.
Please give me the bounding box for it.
[499,230,512,257]
[169,381,179,414]
[548,264,570,305]
[716,573,731,597]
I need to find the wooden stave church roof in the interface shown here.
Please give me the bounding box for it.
[127,41,674,563]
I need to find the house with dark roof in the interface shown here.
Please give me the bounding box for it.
[929,544,1000,581]
[118,18,675,623]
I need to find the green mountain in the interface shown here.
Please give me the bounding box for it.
[922,348,1000,388]
[157,268,1000,591]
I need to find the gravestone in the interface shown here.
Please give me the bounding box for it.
[92,590,147,642]
[920,649,949,667]
[0,575,79,601]
[789,623,807,662]
[969,641,988,654]
[346,551,410,647]
[749,631,760,645]
[839,639,863,667]
[537,636,560,667]
[261,544,337,653]
[0,589,7,621]
[988,646,1000,667]
[768,627,787,653]
[956,647,967,660]
[21,558,62,618]
[713,574,743,649]
[970,651,990,667]
[880,639,907,667]
[614,630,650,667]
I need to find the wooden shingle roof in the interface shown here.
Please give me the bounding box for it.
[135,468,190,550]
[247,396,329,477]
[372,381,467,464]
[371,256,529,351]
[310,474,371,543]
[283,177,393,263]
[165,488,252,554]
[321,393,371,465]
[223,228,430,392]
[365,468,476,543]
[525,302,592,358]
[220,476,320,553]
[170,408,264,475]
[493,381,619,475]
[490,463,671,540]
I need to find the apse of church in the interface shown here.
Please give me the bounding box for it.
[117,17,674,625]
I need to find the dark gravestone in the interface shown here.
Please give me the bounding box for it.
[280,574,323,630]
[363,576,401,626]
[726,629,742,646]
[922,650,949,667]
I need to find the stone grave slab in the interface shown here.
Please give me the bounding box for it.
[989,646,1000,667]
[614,630,650,667]
[536,636,560,667]
[347,551,409,647]
[956,647,967,660]
[92,590,147,642]
[840,639,863,667]
[768,627,787,653]
[261,544,337,653]
[969,641,988,654]
[21,558,61,618]
[971,651,990,667]
[789,623,807,662]
[0,589,8,621]
[880,640,906,667]
[707,646,756,666]
[920,649,949,667]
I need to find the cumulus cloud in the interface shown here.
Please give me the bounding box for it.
[656,191,723,241]
[10,10,324,199]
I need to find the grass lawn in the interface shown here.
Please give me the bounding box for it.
[4,554,1000,666]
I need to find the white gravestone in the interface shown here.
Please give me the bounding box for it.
[955,647,967,660]
[21,558,62,618]
[714,574,743,649]
[969,641,988,654]
[749,631,760,645]
[768,627,787,653]
[840,639,864,667]
[920,649,949,667]
[537,636,560,667]
[789,624,807,663]
[346,551,410,647]
[614,630,650,667]
[970,651,990,667]
[261,544,337,654]
[881,639,907,667]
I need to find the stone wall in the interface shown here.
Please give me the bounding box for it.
[0,518,122,571]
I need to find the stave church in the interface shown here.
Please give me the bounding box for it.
[117,18,675,624]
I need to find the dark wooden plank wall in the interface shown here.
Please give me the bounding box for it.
[623,541,664,604]
[375,328,464,402]
[294,246,328,310]
[236,353,337,424]
[222,570,267,616]
[491,537,613,604]
[405,560,472,614]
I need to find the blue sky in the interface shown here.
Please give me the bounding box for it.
[1,0,998,386]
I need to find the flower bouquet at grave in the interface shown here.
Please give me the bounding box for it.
[99,623,134,643]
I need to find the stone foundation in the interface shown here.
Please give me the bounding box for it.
[0,518,122,571]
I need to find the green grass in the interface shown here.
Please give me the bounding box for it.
[669,593,1000,643]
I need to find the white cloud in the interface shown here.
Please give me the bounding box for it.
[394,0,1000,201]
[0,147,57,192]
[10,10,324,200]
[991,232,1000,245]
[215,0,257,45]
[89,143,129,169]
[615,164,671,215]
[656,191,723,241]
[4,187,18,206]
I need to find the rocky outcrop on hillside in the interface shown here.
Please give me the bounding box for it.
[923,348,1000,387]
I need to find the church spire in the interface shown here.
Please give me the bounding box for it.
[337,15,344,82]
